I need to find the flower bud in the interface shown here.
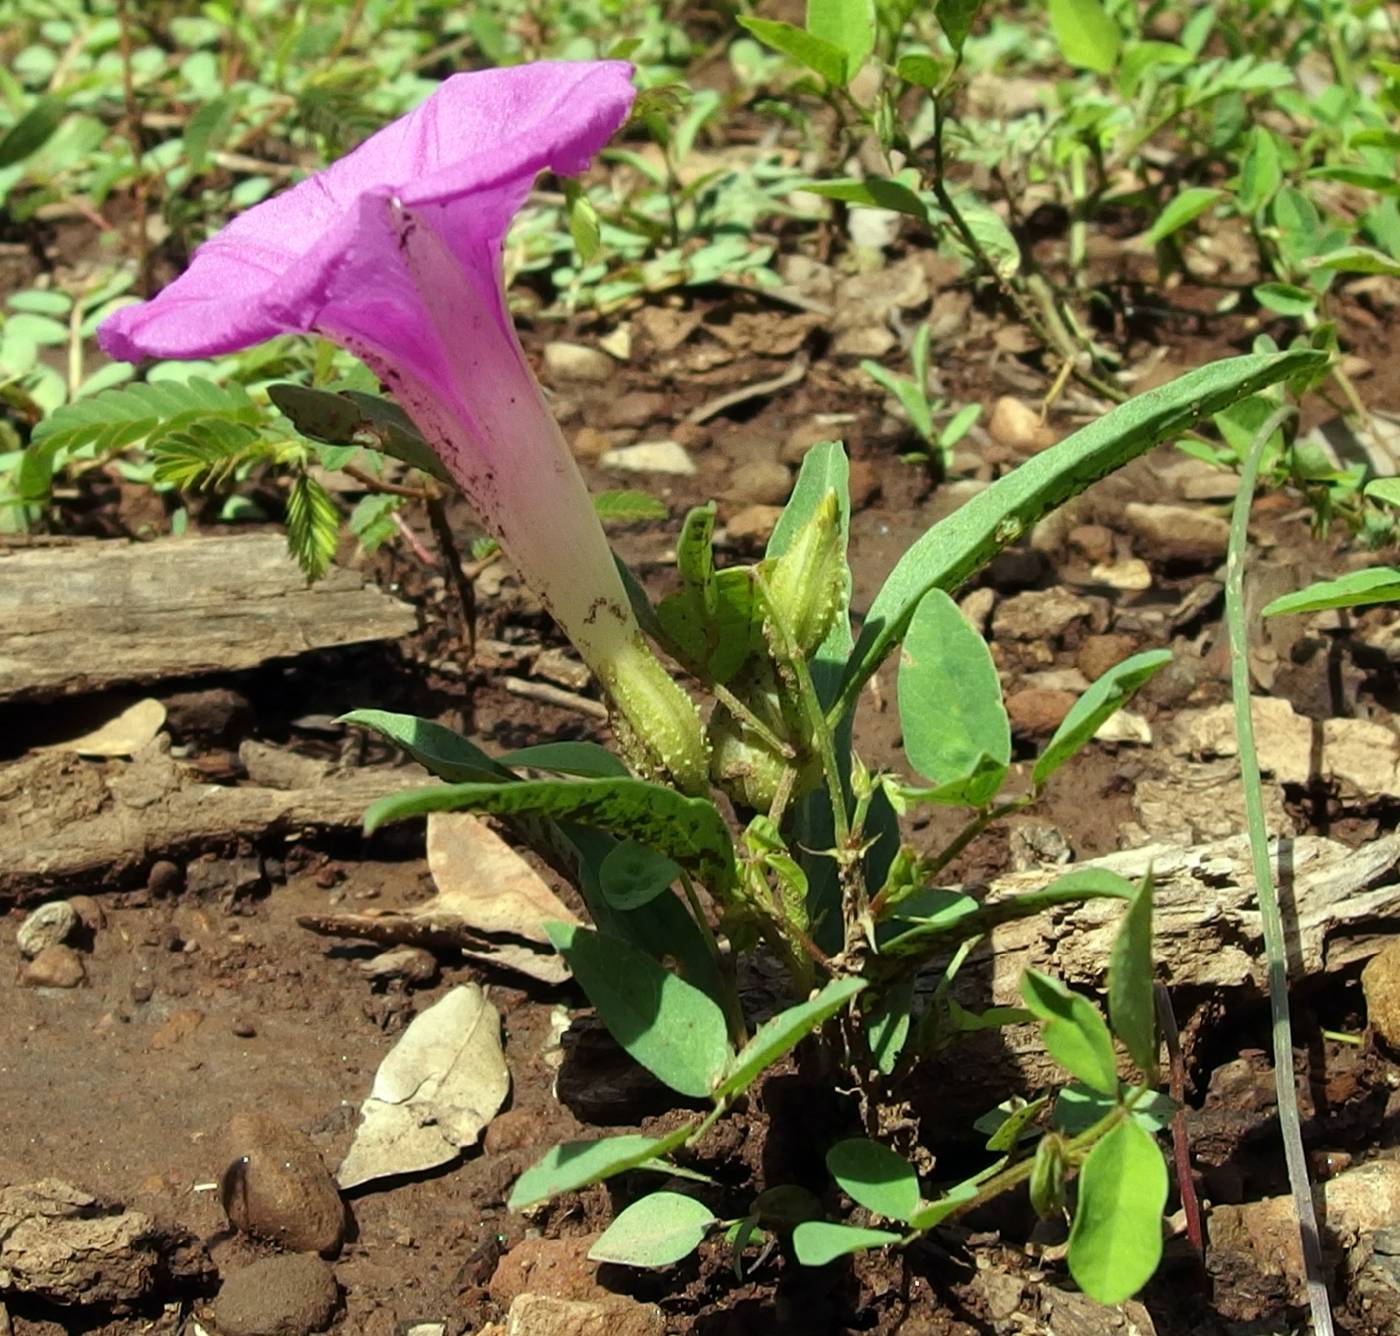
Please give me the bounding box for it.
[761,490,846,656]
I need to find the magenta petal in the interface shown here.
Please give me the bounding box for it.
[98,61,635,361]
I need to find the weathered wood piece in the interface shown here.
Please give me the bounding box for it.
[0,741,438,903]
[0,533,418,701]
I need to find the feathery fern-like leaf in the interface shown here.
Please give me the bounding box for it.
[285,470,341,581]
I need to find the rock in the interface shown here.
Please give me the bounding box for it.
[149,1008,205,1050]
[55,697,166,758]
[992,588,1100,642]
[66,895,105,933]
[599,440,695,476]
[213,1254,338,1336]
[184,852,265,900]
[223,1112,346,1257]
[543,342,613,384]
[1089,557,1153,591]
[1067,523,1115,564]
[1006,688,1076,736]
[21,944,85,988]
[0,1179,212,1306]
[1009,823,1073,871]
[502,1293,665,1336]
[724,505,783,546]
[359,945,439,987]
[959,587,996,634]
[162,687,252,745]
[570,427,611,462]
[833,325,897,358]
[490,1236,610,1307]
[1208,1161,1400,1284]
[726,459,791,506]
[1076,633,1140,682]
[231,1017,257,1038]
[988,396,1056,453]
[147,859,183,897]
[780,416,853,466]
[1022,668,1090,693]
[1121,502,1230,563]
[482,1108,548,1156]
[605,391,669,430]
[16,901,79,958]
[1363,939,1400,1049]
[1096,711,1152,745]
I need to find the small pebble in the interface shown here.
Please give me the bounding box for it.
[17,901,79,959]
[1006,688,1077,737]
[232,1017,257,1038]
[147,860,182,897]
[725,459,791,506]
[724,504,783,546]
[213,1254,338,1336]
[360,946,438,987]
[224,1112,346,1257]
[543,341,613,384]
[131,977,154,1004]
[988,396,1056,453]
[21,944,86,989]
[1363,939,1400,1050]
[599,440,695,476]
[66,895,106,933]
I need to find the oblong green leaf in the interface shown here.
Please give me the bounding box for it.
[1260,567,1400,617]
[598,840,682,910]
[801,176,930,221]
[1020,969,1118,1095]
[364,775,736,893]
[715,977,865,1098]
[1049,0,1120,73]
[735,17,847,84]
[0,95,67,168]
[839,351,1325,720]
[898,589,1009,802]
[1107,871,1157,1075]
[807,0,875,80]
[546,922,731,1098]
[935,0,983,57]
[341,709,512,783]
[826,1139,921,1223]
[1067,1119,1168,1304]
[792,1221,902,1266]
[508,1125,695,1209]
[498,741,629,778]
[1032,649,1172,788]
[1306,244,1400,279]
[1145,187,1223,245]
[588,1191,717,1268]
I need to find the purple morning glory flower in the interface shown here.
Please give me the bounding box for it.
[100,61,706,791]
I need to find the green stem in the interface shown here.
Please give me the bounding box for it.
[1225,403,1336,1336]
[680,869,748,1047]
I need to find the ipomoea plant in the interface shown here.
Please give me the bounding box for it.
[99,61,707,791]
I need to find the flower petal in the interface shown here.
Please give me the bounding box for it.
[99,61,635,361]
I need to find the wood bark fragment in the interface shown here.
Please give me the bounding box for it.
[0,533,418,701]
[0,740,437,904]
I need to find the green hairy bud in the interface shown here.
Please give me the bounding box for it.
[761,490,846,656]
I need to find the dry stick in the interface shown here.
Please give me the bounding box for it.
[1155,982,1204,1256]
[1225,403,1336,1336]
[113,0,149,296]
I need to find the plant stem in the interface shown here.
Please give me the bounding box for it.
[114,0,150,296]
[424,488,477,659]
[1225,403,1336,1336]
[680,870,748,1047]
[1155,983,1204,1256]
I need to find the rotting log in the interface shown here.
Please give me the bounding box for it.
[0,533,418,701]
[0,740,438,904]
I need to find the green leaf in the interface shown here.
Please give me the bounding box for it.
[1145,187,1222,245]
[545,922,731,1098]
[1253,282,1314,317]
[841,351,1325,719]
[982,1095,1051,1151]
[593,489,668,525]
[498,742,629,778]
[864,978,914,1077]
[1366,480,1400,509]
[1052,1083,1176,1134]
[269,383,451,483]
[948,189,1021,278]
[598,840,682,910]
[1260,567,1400,616]
[1067,1119,1168,1304]
[896,53,943,88]
[285,471,340,582]
[1020,969,1118,1095]
[897,589,1009,804]
[563,178,602,264]
[800,176,930,222]
[715,977,864,1098]
[736,17,848,85]
[1032,650,1172,788]
[827,1139,921,1223]
[1306,244,1400,279]
[935,0,983,57]
[0,95,66,168]
[792,1221,902,1265]
[364,776,737,894]
[588,1192,717,1268]
[1107,871,1156,1074]
[23,377,259,502]
[1048,0,1120,73]
[150,419,265,490]
[905,1176,982,1230]
[508,1125,696,1209]
[807,0,876,81]
[340,709,512,783]
[1237,127,1283,214]
[183,93,240,173]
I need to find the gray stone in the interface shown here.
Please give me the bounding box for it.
[1122,502,1230,563]
[543,342,613,384]
[992,588,1100,642]
[213,1254,338,1336]
[504,1294,665,1336]
[599,440,695,476]
[16,900,78,958]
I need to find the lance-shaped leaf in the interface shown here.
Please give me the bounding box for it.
[509,1123,697,1209]
[588,1192,717,1268]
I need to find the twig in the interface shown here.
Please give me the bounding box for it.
[390,511,434,565]
[1225,403,1336,1336]
[342,463,430,501]
[685,354,809,425]
[503,675,609,720]
[1156,983,1204,1256]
